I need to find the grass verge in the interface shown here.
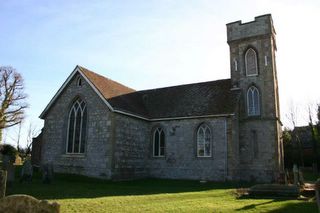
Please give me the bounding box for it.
[5,169,317,212]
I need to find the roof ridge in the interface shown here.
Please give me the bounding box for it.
[134,78,231,93]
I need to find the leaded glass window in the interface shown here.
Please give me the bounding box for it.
[245,48,258,76]
[247,86,260,116]
[153,127,165,157]
[197,124,211,157]
[66,98,87,154]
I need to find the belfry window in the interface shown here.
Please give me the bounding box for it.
[197,124,212,157]
[245,48,258,76]
[66,98,87,154]
[247,86,260,116]
[153,127,165,157]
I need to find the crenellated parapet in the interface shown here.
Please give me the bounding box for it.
[227,14,276,43]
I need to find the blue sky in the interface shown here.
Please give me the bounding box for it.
[1,0,320,147]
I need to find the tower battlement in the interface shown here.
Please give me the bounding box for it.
[226,14,275,43]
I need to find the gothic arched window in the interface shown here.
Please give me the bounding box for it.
[153,127,165,157]
[247,86,260,116]
[245,48,258,76]
[77,76,82,87]
[197,124,212,157]
[66,98,87,154]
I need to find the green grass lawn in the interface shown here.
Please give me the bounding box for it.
[6,171,317,213]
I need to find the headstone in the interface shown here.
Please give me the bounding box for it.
[315,178,320,213]
[20,157,33,182]
[41,163,54,184]
[0,170,7,198]
[0,194,60,213]
[2,155,15,183]
[293,164,299,186]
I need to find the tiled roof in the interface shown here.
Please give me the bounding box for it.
[79,66,239,119]
[79,66,135,99]
[107,79,240,119]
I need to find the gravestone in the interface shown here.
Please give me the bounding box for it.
[2,155,15,183]
[0,194,60,213]
[248,184,300,197]
[0,170,7,198]
[20,158,33,182]
[41,163,54,184]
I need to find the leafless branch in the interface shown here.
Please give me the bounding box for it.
[0,66,28,134]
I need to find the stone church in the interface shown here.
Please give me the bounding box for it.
[39,14,283,182]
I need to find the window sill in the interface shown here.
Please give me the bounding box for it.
[245,115,261,120]
[152,156,165,158]
[62,154,86,158]
[197,156,212,158]
[246,74,259,77]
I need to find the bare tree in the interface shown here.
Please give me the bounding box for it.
[0,66,27,142]
[286,101,299,129]
[26,123,40,155]
[7,121,23,152]
[286,101,304,167]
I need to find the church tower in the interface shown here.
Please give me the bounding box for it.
[227,14,283,182]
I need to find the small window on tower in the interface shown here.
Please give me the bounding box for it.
[233,59,238,71]
[247,86,260,116]
[245,48,258,76]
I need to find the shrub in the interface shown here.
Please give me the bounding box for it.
[0,144,18,157]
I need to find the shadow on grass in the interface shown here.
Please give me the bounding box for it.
[6,170,251,200]
[236,200,277,211]
[236,197,317,212]
[267,201,317,212]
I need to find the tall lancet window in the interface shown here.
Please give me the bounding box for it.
[245,48,258,76]
[197,124,212,157]
[247,86,260,116]
[66,98,87,154]
[153,127,165,157]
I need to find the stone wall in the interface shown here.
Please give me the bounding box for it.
[31,132,42,166]
[237,120,279,182]
[41,74,113,178]
[112,114,149,179]
[227,113,240,180]
[147,117,230,181]
[110,115,234,181]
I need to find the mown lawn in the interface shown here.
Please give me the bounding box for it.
[6,171,317,213]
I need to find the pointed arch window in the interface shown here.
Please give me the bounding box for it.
[245,48,258,76]
[247,86,260,116]
[197,124,212,157]
[153,127,165,157]
[77,77,82,87]
[66,98,87,154]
